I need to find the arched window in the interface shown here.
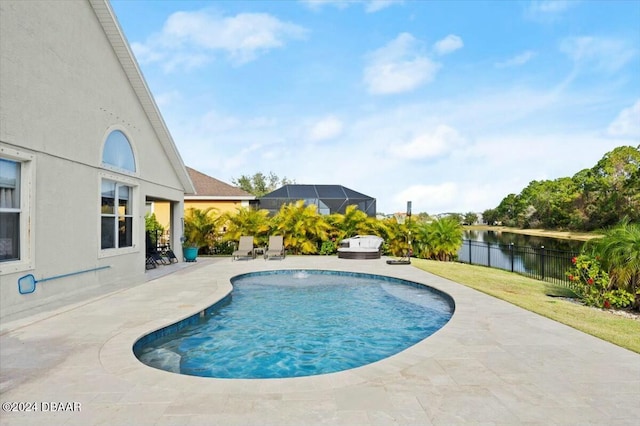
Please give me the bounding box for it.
[100,131,136,252]
[102,130,136,172]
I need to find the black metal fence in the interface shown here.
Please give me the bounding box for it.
[457,240,580,285]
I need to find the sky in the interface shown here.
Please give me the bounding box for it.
[110,0,640,215]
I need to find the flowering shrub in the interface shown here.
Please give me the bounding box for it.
[566,254,611,308]
[603,289,635,309]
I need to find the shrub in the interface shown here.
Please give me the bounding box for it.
[586,219,640,310]
[145,213,165,246]
[319,240,337,255]
[603,289,635,309]
[211,240,235,255]
[415,217,463,261]
[567,254,611,308]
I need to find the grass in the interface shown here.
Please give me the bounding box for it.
[411,258,640,354]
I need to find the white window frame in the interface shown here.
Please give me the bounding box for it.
[98,172,138,258]
[101,129,137,174]
[0,144,36,276]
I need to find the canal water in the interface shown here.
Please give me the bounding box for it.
[463,230,585,252]
[460,230,585,284]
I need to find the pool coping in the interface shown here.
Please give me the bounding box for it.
[1,256,639,425]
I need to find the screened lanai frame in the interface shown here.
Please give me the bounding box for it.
[258,184,376,217]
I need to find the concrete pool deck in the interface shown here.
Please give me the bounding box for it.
[1,256,638,425]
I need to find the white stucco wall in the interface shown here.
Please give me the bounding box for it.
[0,1,189,320]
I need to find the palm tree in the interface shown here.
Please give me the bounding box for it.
[416,217,463,261]
[272,200,331,254]
[384,216,410,257]
[328,205,385,240]
[587,219,640,309]
[183,207,219,252]
[221,207,271,246]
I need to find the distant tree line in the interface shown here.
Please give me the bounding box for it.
[232,171,293,197]
[482,145,640,231]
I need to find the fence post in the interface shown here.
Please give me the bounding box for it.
[487,241,491,267]
[540,245,545,281]
[509,243,514,272]
[468,240,472,264]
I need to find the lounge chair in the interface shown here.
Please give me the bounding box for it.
[149,251,169,266]
[145,255,157,269]
[264,236,285,260]
[232,236,255,261]
[164,249,179,264]
[386,250,411,265]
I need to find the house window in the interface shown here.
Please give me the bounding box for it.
[0,158,20,262]
[102,130,136,173]
[101,179,133,249]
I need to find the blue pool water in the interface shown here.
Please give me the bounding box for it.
[134,270,454,379]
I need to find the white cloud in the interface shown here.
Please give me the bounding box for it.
[163,52,212,73]
[364,33,440,95]
[433,34,463,56]
[559,36,637,73]
[388,125,464,159]
[365,0,404,13]
[134,10,308,69]
[308,116,344,141]
[300,0,402,12]
[300,0,349,11]
[607,100,640,138]
[131,42,163,64]
[199,110,243,133]
[152,90,182,108]
[394,183,458,214]
[495,50,537,68]
[529,0,576,14]
[526,0,579,22]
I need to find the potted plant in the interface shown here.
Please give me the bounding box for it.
[182,208,218,262]
[181,240,199,262]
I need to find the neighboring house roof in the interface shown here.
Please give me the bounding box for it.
[259,184,377,216]
[185,167,255,201]
[89,0,194,194]
[262,184,374,200]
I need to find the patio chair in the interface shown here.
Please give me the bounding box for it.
[164,248,179,264]
[264,235,285,260]
[149,251,169,266]
[232,236,255,261]
[145,255,157,269]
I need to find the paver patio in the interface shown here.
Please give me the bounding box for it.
[1,256,638,425]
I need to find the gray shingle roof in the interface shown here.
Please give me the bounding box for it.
[186,167,254,199]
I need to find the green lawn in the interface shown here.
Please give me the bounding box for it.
[411,258,640,354]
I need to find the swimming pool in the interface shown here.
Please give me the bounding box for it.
[134,270,454,379]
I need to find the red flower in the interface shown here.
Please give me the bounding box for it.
[603,300,611,309]
[587,278,594,285]
[571,257,577,264]
[568,274,574,281]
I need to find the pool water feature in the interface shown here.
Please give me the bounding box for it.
[134,270,454,379]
